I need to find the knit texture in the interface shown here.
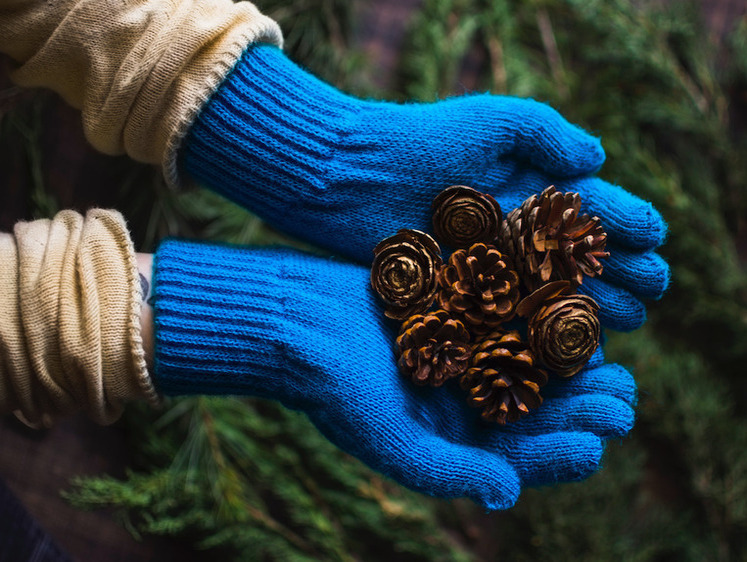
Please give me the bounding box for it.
[0,210,158,427]
[0,0,282,188]
[182,45,670,333]
[153,239,637,508]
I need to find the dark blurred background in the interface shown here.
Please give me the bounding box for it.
[1,0,746,560]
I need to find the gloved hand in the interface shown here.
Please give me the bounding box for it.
[153,240,636,509]
[180,45,669,332]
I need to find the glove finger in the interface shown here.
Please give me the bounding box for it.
[601,245,670,300]
[586,344,606,369]
[313,397,521,510]
[476,169,667,252]
[415,382,608,485]
[556,176,668,250]
[491,431,604,486]
[487,97,606,176]
[415,378,632,442]
[501,394,635,439]
[543,363,637,406]
[578,277,646,332]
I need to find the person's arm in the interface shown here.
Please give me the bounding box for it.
[0,209,636,509]
[0,0,282,187]
[0,0,668,330]
[0,210,158,427]
[136,253,155,372]
[0,0,666,508]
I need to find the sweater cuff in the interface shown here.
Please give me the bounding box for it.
[0,0,283,189]
[0,210,159,427]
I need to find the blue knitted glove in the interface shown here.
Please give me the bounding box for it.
[181,45,669,333]
[153,240,637,509]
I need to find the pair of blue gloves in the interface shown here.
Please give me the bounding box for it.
[153,45,669,509]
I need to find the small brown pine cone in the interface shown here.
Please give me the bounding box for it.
[499,185,609,292]
[432,185,503,248]
[438,243,520,333]
[396,310,471,386]
[461,330,548,424]
[519,282,601,377]
[372,229,443,320]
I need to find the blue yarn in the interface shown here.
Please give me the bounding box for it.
[153,239,638,508]
[601,246,671,300]
[182,45,609,265]
[181,45,670,335]
[578,278,647,332]
[171,45,668,505]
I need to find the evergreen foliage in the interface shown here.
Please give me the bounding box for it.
[398,0,747,559]
[66,398,472,561]
[3,0,745,559]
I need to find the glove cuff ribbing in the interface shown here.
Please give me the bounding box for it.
[182,45,358,211]
[153,240,290,397]
[152,239,385,408]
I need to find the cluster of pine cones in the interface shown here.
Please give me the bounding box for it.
[371,185,609,424]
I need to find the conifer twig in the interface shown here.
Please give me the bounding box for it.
[536,7,568,99]
[198,401,317,555]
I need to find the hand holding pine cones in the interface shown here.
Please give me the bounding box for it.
[371,185,608,424]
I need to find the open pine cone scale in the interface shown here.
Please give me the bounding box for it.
[438,243,520,332]
[461,330,548,424]
[396,310,471,387]
[500,185,609,292]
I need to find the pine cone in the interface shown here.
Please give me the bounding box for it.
[518,281,601,377]
[372,229,443,320]
[438,243,520,332]
[461,330,548,424]
[396,310,471,386]
[432,185,503,248]
[499,185,609,292]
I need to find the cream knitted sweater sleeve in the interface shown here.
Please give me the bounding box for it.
[0,209,159,427]
[0,0,283,188]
